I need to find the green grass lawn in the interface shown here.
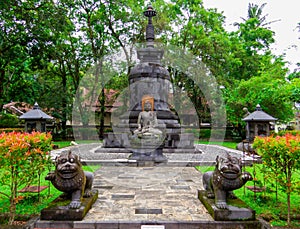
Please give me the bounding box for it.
[53,140,102,148]
[196,140,238,149]
[196,165,300,228]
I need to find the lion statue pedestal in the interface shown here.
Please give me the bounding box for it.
[198,153,256,221]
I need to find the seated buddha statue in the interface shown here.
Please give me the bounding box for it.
[133,99,162,138]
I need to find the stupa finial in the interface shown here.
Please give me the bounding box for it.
[143,4,156,47]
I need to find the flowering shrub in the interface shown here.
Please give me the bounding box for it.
[253,133,300,225]
[0,131,52,224]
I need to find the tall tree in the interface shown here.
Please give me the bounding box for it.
[165,0,291,137]
[0,0,41,110]
[234,3,280,28]
[164,0,230,125]
[0,0,295,140]
[224,6,290,135]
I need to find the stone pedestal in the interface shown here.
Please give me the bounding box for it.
[104,132,194,149]
[40,190,98,221]
[198,190,255,221]
[129,147,167,163]
[103,133,128,148]
[129,135,168,163]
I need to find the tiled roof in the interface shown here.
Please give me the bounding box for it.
[242,104,277,122]
[19,102,53,120]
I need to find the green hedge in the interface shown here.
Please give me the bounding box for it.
[274,130,300,136]
[0,128,24,133]
[0,113,19,127]
[185,128,241,141]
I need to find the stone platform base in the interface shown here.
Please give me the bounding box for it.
[34,219,261,229]
[40,190,98,221]
[198,190,255,221]
[103,132,195,149]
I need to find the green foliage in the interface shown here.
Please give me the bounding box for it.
[0,131,53,224]
[274,130,300,137]
[0,0,296,141]
[0,113,19,127]
[285,77,300,103]
[0,0,55,109]
[253,133,300,226]
[226,74,293,125]
[185,128,241,142]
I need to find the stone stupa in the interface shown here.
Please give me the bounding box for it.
[102,5,195,163]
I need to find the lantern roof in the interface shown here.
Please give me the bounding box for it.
[242,104,277,122]
[19,102,53,120]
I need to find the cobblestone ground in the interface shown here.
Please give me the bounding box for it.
[83,166,213,222]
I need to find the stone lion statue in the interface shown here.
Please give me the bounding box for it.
[45,150,94,209]
[202,153,252,209]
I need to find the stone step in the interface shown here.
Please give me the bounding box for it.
[82,159,216,167]
[94,148,199,153]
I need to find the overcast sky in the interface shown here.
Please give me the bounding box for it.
[202,0,300,71]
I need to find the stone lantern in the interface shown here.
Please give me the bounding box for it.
[19,102,53,133]
[242,104,277,141]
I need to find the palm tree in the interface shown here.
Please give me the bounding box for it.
[234,3,280,28]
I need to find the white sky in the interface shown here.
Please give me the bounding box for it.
[202,0,300,71]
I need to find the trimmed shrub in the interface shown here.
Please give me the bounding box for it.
[0,131,52,224]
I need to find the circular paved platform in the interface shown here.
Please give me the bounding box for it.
[50,143,256,166]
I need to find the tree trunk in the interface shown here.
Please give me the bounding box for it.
[99,88,105,139]
[9,168,16,225]
[287,192,291,225]
[287,169,292,226]
[61,73,67,139]
[236,123,246,140]
[275,176,278,202]
[0,69,6,113]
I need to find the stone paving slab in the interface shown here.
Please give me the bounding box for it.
[83,166,213,222]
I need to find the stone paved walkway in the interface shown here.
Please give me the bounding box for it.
[35,144,261,228]
[49,143,250,224]
[83,166,213,222]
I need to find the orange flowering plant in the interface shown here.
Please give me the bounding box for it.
[253,133,300,226]
[0,131,52,224]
